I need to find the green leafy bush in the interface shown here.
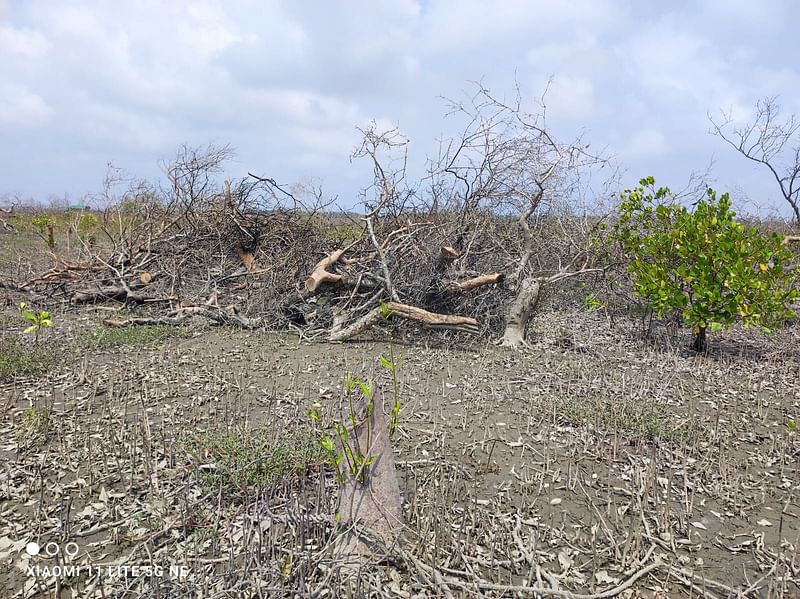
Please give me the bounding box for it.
[31,214,55,248]
[608,176,799,351]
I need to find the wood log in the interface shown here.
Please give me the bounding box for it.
[330,301,478,342]
[450,272,504,292]
[304,249,345,293]
[782,235,800,245]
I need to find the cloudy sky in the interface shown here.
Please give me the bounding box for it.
[1,0,799,214]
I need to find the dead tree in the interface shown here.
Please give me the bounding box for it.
[710,97,800,225]
[0,197,17,232]
[432,84,609,347]
[324,123,488,341]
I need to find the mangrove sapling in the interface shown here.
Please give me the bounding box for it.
[309,373,377,485]
[18,303,53,344]
[606,177,799,352]
[379,301,401,437]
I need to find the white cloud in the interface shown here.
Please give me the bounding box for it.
[623,129,667,160]
[0,24,50,57]
[0,0,798,217]
[533,74,596,121]
[0,83,53,127]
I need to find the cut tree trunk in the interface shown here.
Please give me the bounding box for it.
[329,301,478,341]
[691,326,707,353]
[500,277,541,348]
[335,388,403,567]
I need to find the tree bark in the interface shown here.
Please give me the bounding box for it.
[691,326,707,353]
[500,277,541,347]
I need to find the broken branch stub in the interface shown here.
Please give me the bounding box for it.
[304,249,346,293]
[450,272,504,293]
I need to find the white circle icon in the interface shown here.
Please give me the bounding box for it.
[25,542,40,556]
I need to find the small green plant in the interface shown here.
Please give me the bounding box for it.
[281,553,293,582]
[606,177,799,351]
[18,303,53,343]
[309,373,376,485]
[15,406,50,449]
[185,426,322,494]
[0,339,59,380]
[309,302,403,485]
[584,292,604,312]
[31,214,55,248]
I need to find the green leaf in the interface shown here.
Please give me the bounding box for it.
[320,436,335,453]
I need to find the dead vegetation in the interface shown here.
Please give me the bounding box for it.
[0,312,798,597]
[0,86,611,350]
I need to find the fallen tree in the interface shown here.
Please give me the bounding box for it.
[330,301,478,342]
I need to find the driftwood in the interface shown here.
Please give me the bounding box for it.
[335,388,404,567]
[330,301,478,341]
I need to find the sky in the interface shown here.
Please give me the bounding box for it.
[1,0,799,216]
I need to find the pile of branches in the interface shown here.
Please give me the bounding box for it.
[3,86,613,347]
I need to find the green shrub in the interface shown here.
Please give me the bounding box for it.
[75,213,98,245]
[607,177,799,351]
[31,214,55,248]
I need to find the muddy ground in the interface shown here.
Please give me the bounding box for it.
[0,305,798,597]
